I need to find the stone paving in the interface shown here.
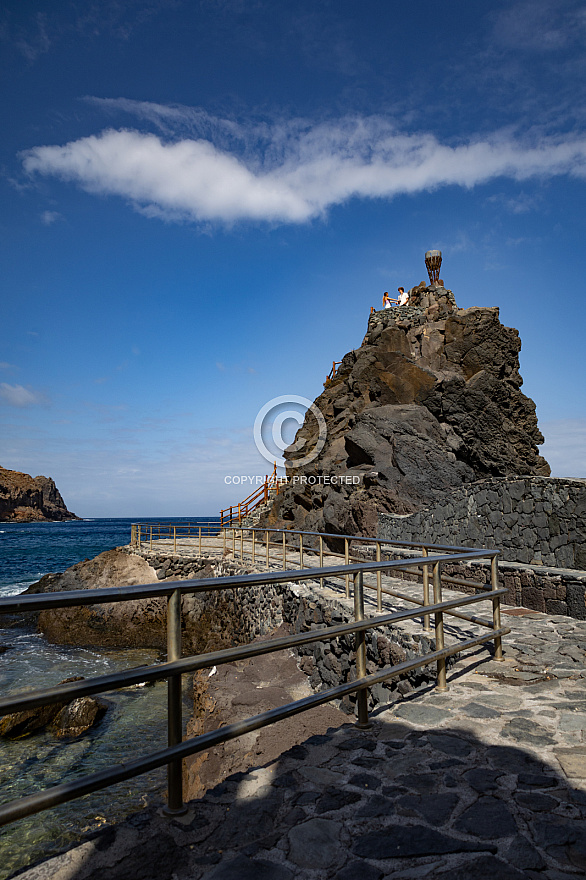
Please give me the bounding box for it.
[15,605,586,880]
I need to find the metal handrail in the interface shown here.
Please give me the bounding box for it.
[219,463,282,527]
[0,531,507,828]
[324,360,342,387]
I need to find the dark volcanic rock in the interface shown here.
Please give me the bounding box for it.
[0,465,78,522]
[261,287,549,538]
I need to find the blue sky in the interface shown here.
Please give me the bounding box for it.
[1,0,585,517]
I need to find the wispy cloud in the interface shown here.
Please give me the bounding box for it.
[21,111,586,226]
[0,383,47,407]
[40,209,63,225]
[492,0,586,52]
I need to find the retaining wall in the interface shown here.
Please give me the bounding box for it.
[378,476,586,570]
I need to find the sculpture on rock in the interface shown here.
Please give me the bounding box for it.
[425,249,442,286]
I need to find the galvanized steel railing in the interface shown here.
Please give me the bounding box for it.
[0,528,508,828]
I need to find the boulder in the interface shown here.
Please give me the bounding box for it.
[0,676,107,739]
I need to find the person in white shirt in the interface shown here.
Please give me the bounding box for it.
[398,287,409,306]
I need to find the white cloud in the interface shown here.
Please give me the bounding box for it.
[0,383,46,407]
[40,209,62,224]
[21,114,586,226]
[541,419,586,478]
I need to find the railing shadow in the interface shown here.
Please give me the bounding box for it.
[9,714,586,880]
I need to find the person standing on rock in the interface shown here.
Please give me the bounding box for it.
[382,292,392,309]
[398,287,409,306]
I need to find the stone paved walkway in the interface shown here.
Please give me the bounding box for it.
[16,606,586,880]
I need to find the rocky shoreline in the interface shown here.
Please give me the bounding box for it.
[0,466,78,522]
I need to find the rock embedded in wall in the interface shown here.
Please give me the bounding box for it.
[262,285,550,539]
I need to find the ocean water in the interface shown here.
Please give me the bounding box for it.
[0,518,217,879]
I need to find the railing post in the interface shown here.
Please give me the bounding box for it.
[150,525,153,550]
[240,528,244,561]
[266,530,269,569]
[223,527,226,555]
[164,588,186,815]
[299,533,304,569]
[345,538,350,599]
[252,530,256,564]
[433,562,448,692]
[422,547,431,632]
[232,528,236,557]
[238,503,241,524]
[319,535,324,589]
[199,526,202,555]
[353,571,371,729]
[282,532,286,569]
[491,555,504,660]
[376,541,382,612]
[138,525,141,550]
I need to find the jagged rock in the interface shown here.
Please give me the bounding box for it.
[0,466,78,522]
[262,286,549,539]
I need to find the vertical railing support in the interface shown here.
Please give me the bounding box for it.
[149,525,153,550]
[164,588,186,816]
[266,531,269,569]
[232,528,236,557]
[282,532,286,569]
[433,562,448,692]
[353,571,371,729]
[173,527,176,554]
[491,555,504,660]
[223,527,226,555]
[376,541,382,612]
[345,538,350,598]
[422,547,431,632]
[319,536,324,589]
[252,530,256,564]
[240,528,244,561]
[199,526,202,555]
[299,533,304,569]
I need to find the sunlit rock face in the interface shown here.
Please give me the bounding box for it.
[0,466,78,522]
[262,284,550,539]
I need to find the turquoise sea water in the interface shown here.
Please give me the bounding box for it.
[0,518,217,879]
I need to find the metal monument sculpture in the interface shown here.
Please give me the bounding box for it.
[425,249,442,285]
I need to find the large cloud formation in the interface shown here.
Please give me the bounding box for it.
[22,115,586,225]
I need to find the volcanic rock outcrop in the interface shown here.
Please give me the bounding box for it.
[0,466,78,522]
[263,283,550,539]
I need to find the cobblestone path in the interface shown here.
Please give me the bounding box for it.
[16,606,586,880]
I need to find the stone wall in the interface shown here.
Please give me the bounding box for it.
[135,549,439,711]
[378,476,586,570]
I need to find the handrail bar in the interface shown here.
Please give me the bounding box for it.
[0,550,498,614]
[0,624,509,827]
[0,588,507,716]
[132,521,493,557]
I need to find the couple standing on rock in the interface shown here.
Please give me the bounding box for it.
[382,287,409,308]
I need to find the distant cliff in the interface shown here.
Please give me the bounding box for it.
[262,282,550,538]
[0,466,78,522]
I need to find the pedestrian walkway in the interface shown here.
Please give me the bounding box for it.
[17,605,586,880]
